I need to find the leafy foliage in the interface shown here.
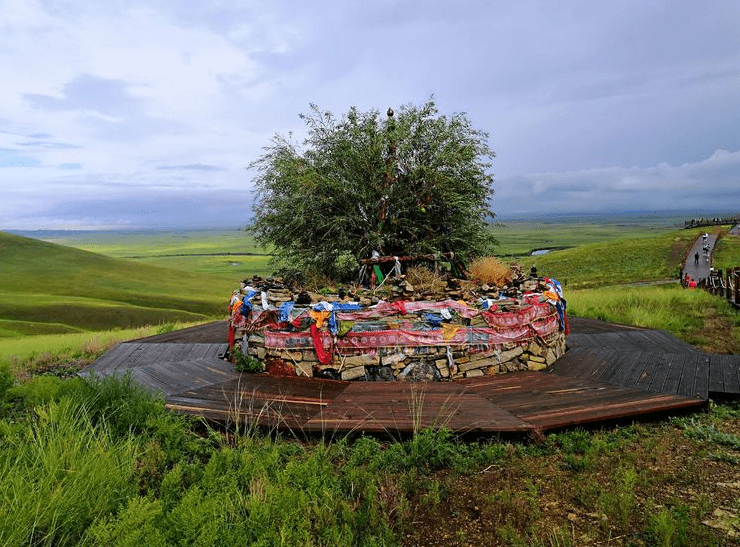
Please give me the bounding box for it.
[250,99,495,279]
[231,345,264,373]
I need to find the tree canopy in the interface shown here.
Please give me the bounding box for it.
[249,99,495,279]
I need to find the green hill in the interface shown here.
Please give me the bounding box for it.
[0,231,236,337]
[518,228,704,289]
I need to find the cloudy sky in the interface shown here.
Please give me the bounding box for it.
[2,0,739,229]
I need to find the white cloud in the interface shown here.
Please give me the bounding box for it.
[494,150,740,217]
[1,0,739,229]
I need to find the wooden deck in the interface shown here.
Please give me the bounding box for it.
[80,317,740,435]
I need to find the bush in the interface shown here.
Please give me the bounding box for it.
[469,256,513,286]
[231,345,264,373]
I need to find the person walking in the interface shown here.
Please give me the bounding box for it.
[695,251,699,265]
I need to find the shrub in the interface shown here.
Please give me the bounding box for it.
[231,345,264,373]
[405,265,446,294]
[469,256,513,286]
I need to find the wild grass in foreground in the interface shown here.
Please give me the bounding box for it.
[567,283,740,353]
[1,370,739,546]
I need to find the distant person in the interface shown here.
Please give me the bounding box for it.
[694,252,699,265]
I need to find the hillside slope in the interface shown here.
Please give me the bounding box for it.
[0,231,236,336]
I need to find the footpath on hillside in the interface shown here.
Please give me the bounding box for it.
[682,230,718,283]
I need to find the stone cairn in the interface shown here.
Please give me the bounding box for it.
[228,269,568,382]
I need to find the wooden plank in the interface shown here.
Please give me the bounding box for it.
[549,348,609,379]
[547,348,583,377]
[522,394,706,429]
[719,355,740,395]
[627,331,666,352]
[129,343,172,368]
[182,343,214,360]
[708,355,724,394]
[692,354,711,400]
[676,355,700,398]
[597,351,637,386]
[167,343,200,362]
[610,352,646,388]
[91,343,144,373]
[556,348,613,382]
[583,349,618,382]
[168,375,350,430]
[304,382,531,434]
[166,393,310,430]
[633,353,662,391]
[565,333,599,349]
[470,371,707,430]
[646,353,675,394]
[129,367,177,395]
[203,343,229,360]
[469,374,627,415]
[661,354,686,395]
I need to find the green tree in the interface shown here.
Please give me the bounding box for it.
[249,99,495,279]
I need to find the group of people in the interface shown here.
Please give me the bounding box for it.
[693,233,711,265]
[682,272,698,288]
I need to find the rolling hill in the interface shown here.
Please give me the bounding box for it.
[0,231,237,337]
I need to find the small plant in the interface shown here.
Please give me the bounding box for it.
[231,346,264,373]
[156,322,176,334]
[405,265,446,294]
[469,256,513,286]
[599,466,638,532]
[647,505,691,547]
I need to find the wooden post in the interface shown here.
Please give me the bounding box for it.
[727,269,733,302]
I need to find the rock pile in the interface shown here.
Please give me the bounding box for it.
[229,272,569,382]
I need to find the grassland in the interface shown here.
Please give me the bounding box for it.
[492,212,684,257]
[0,231,238,339]
[32,228,274,276]
[715,229,740,271]
[2,215,740,546]
[514,228,706,289]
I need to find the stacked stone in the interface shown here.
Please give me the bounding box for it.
[231,274,568,382]
[243,329,566,381]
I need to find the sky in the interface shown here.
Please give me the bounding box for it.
[1,0,739,230]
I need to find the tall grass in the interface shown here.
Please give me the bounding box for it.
[1,367,737,545]
[567,284,739,334]
[714,230,740,271]
[0,398,139,546]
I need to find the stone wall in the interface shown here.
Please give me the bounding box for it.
[229,276,568,381]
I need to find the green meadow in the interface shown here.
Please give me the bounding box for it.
[34,228,273,276]
[0,229,269,371]
[491,212,686,257]
[516,228,703,289]
[714,229,740,271]
[2,215,740,546]
[0,231,237,339]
